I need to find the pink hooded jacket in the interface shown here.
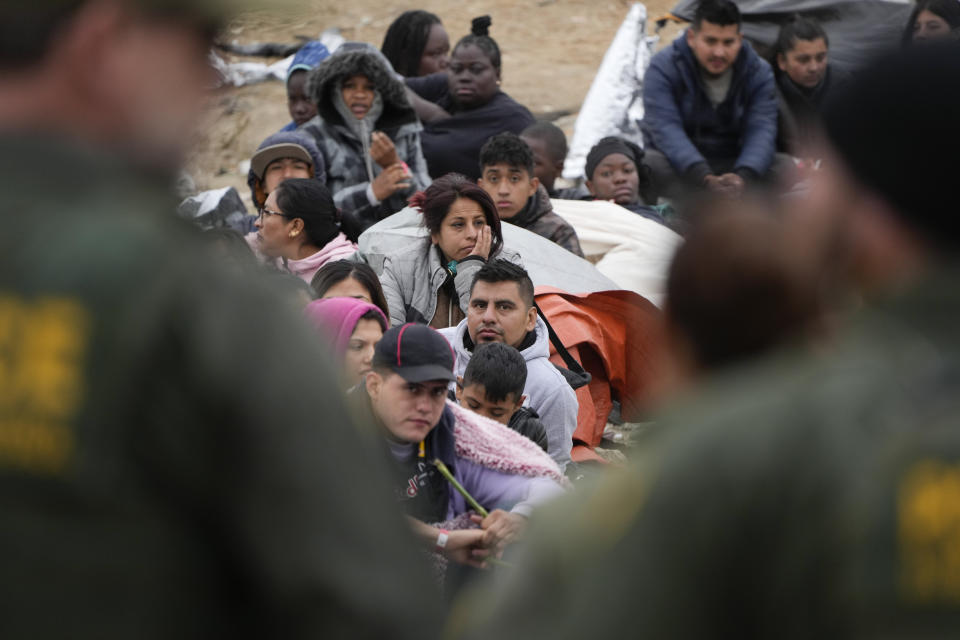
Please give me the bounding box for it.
[304,297,387,360]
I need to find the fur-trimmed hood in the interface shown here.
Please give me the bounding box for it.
[307,50,417,131]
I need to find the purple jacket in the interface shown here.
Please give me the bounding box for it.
[448,458,563,519]
[389,402,566,521]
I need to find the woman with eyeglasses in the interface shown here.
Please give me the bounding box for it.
[254,178,358,284]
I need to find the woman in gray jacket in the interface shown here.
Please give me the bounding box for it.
[380,173,517,329]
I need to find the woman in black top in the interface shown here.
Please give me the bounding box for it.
[406,16,535,181]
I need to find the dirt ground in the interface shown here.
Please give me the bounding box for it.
[186,0,683,207]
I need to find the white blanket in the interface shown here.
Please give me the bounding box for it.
[551,199,683,308]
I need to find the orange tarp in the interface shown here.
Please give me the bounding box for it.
[534,287,662,463]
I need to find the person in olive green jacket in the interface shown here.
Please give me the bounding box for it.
[0,2,441,638]
[449,44,960,639]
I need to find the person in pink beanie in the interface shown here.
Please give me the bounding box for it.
[304,297,387,389]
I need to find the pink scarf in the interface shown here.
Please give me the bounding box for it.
[446,401,568,486]
[283,232,358,283]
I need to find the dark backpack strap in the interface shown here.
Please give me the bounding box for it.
[534,301,592,390]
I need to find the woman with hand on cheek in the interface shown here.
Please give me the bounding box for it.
[379,173,520,329]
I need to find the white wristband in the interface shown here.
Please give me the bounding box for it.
[435,529,450,552]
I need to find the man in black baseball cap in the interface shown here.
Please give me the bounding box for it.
[362,323,566,572]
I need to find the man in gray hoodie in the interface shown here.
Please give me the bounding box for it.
[440,260,577,471]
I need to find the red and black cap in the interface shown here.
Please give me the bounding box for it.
[373,323,456,383]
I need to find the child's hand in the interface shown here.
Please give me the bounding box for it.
[370,131,400,169]
[371,163,411,201]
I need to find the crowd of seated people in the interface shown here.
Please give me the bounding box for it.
[194,0,957,602]
[15,0,960,634]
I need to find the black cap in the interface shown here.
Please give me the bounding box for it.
[373,323,456,383]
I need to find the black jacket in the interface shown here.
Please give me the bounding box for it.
[407,73,535,180]
[508,407,550,453]
[776,65,848,154]
[0,135,440,639]
[510,185,584,257]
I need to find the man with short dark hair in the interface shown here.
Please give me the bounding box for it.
[478,132,583,257]
[774,17,847,155]
[0,1,438,636]
[440,260,578,471]
[642,0,784,198]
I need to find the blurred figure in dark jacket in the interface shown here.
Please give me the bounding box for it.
[451,43,960,640]
[0,1,441,638]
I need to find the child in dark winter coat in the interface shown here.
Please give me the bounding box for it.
[302,48,431,241]
[455,342,549,453]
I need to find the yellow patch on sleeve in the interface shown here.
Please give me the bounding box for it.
[899,460,960,604]
[0,296,91,474]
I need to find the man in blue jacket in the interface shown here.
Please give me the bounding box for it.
[641,0,785,199]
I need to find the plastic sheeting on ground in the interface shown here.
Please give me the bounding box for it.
[551,199,683,308]
[211,29,345,88]
[357,207,620,294]
[563,2,655,180]
[536,287,661,464]
[666,0,912,73]
[178,186,252,232]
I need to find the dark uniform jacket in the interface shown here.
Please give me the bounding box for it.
[455,267,960,638]
[0,135,440,639]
